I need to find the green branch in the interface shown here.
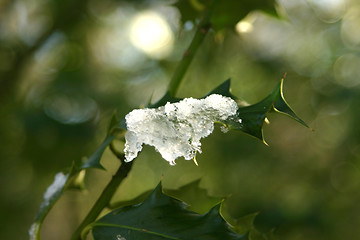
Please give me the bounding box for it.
[167,0,217,96]
[71,160,133,240]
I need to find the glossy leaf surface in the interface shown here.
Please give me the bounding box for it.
[165,179,222,214]
[81,111,124,170]
[91,183,245,240]
[224,79,309,143]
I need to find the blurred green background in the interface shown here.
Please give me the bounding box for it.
[1,0,360,239]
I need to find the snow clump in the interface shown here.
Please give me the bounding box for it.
[124,94,239,165]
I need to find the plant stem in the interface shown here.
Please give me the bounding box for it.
[70,161,133,240]
[167,0,217,96]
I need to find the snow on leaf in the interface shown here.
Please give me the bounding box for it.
[41,172,68,208]
[124,94,239,165]
[29,172,69,240]
[29,223,39,240]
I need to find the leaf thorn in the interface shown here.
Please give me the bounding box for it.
[193,156,199,166]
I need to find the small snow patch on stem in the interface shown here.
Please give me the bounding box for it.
[29,223,39,240]
[42,172,68,207]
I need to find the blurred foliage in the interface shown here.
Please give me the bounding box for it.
[175,0,278,30]
[1,0,360,240]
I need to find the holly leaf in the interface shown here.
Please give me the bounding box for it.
[30,163,80,240]
[211,0,278,30]
[222,78,309,144]
[175,0,278,31]
[232,213,259,235]
[81,111,126,170]
[164,179,222,214]
[149,91,182,108]
[205,78,233,98]
[108,189,153,210]
[249,229,277,240]
[90,183,245,240]
[81,135,115,170]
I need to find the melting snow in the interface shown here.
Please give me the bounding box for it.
[29,172,68,239]
[124,94,239,165]
[29,223,39,240]
[42,172,68,207]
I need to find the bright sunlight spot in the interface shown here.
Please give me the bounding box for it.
[129,11,174,59]
[236,20,254,34]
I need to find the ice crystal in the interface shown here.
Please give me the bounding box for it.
[124,94,238,165]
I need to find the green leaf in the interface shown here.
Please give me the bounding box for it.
[107,110,120,133]
[205,78,233,98]
[175,0,278,31]
[81,135,115,170]
[211,0,278,30]
[149,91,182,108]
[90,183,245,240]
[108,189,153,210]
[223,78,309,144]
[164,179,222,214]
[81,111,127,170]
[30,163,80,240]
[66,169,86,191]
[272,80,309,127]
[109,179,221,213]
[249,229,277,240]
[249,229,267,240]
[232,213,259,235]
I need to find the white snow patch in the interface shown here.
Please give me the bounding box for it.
[42,172,68,207]
[29,223,39,240]
[220,125,229,133]
[124,94,238,165]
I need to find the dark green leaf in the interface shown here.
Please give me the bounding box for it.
[232,213,259,235]
[109,189,153,210]
[205,78,233,98]
[223,78,309,144]
[81,111,128,170]
[164,179,222,214]
[211,0,278,30]
[249,229,267,240]
[81,135,115,170]
[66,169,86,191]
[272,80,309,127]
[107,110,120,134]
[91,183,245,240]
[149,91,182,108]
[174,0,205,25]
[30,165,77,240]
[249,228,277,240]
[175,0,278,31]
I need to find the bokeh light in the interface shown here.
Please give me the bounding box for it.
[341,5,360,49]
[333,53,360,87]
[44,93,98,125]
[308,0,346,23]
[129,10,174,59]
